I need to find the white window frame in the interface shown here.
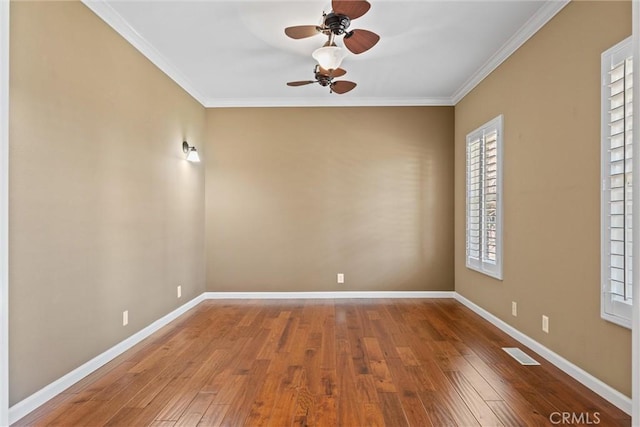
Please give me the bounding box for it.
[601,37,633,329]
[465,115,503,280]
[631,3,639,423]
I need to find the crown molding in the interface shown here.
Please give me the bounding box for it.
[82,1,453,109]
[451,0,570,105]
[79,0,453,109]
[81,0,207,106]
[204,96,454,108]
[82,0,567,109]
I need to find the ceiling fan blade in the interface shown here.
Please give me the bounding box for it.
[332,0,371,20]
[331,80,357,94]
[287,80,317,87]
[284,25,321,39]
[318,66,347,78]
[344,29,380,54]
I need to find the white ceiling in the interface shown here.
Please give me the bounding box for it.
[83,0,568,107]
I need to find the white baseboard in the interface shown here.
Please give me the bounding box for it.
[454,293,632,415]
[7,290,451,424]
[203,290,455,299]
[8,290,631,424]
[8,294,206,425]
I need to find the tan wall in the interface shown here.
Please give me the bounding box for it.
[12,0,630,409]
[454,1,632,396]
[9,2,206,404]
[205,107,454,292]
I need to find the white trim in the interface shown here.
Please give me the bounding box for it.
[80,0,207,106]
[600,36,633,329]
[454,293,632,415]
[75,0,455,109]
[204,97,454,108]
[8,294,206,425]
[0,1,9,425]
[465,115,504,280]
[451,0,569,105]
[80,0,568,109]
[632,1,639,423]
[80,1,453,109]
[203,291,455,299]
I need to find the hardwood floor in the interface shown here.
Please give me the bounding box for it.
[14,299,631,426]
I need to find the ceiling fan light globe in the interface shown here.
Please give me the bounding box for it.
[312,46,347,71]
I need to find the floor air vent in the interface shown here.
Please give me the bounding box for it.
[502,347,540,365]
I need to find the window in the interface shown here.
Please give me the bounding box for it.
[601,37,632,329]
[466,115,503,280]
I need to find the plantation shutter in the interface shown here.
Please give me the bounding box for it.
[483,129,499,264]
[466,116,503,279]
[467,134,482,268]
[601,39,632,327]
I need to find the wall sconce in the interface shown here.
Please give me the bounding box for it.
[182,141,200,163]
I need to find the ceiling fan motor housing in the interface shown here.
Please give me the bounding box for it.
[315,74,332,87]
[324,13,351,35]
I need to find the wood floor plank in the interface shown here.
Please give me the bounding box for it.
[102,359,211,426]
[173,392,214,427]
[198,404,230,427]
[384,357,433,427]
[217,359,270,426]
[314,396,337,427]
[10,393,76,427]
[420,382,481,426]
[148,421,176,427]
[335,338,365,426]
[354,374,379,403]
[464,352,552,425]
[444,370,504,426]
[396,346,420,367]
[292,375,316,427]
[362,402,386,427]
[11,299,631,427]
[319,312,336,371]
[301,347,322,397]
[287,324,310,366]
[266,366,303,427]
[454,354,503,401]
[377,392,409,427]
[256,311,291,359]
[152,348,237,421]
[486,400,530,427]
[243,355,289,426]
[362,337,395,393]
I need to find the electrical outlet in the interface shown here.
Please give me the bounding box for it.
[542,315,549,333]
[511,301,517,317]
[177,285,182,298]
[122,310,129,326]
[337,273,345,284]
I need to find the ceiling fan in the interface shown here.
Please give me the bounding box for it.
[287,65,357,94]
[284,0,380,55]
